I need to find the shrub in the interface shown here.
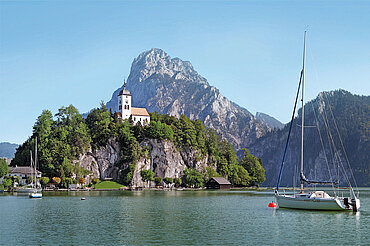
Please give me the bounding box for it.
[39,177,50,187]
[154,177,163,186]
[174,178,182,187]
[91,178,100,185]
[52,177,61,184]
[64,177,73,188]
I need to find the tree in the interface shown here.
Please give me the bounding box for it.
[91,178,100,185]
[39,177,50,187]
[79,177,85,185]
[239,148,265,185]
[163,177,173,188]
[0,159,8,178]
[86,103,113,147]
[183,168,204,188]
[204,167,220,183]
[229,165,251,187]
[140,169,154,187]
[3,177,12,189]
[174,178,182,187]
[52,177,61,185]
[154,177,163,187]
[64,177,73,188]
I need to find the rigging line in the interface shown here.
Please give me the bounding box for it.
[322,91,359,191]
[307,41,356,191]
[310,101,336,195]
[276,69,303,191]
[319,99,337,180]
[320,94,353,188]
[319,94,353,188]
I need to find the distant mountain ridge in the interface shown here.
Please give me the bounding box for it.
[256,112,284,129]
[0,142,18,158]
[106,48,271,148]
[249,90,369,187]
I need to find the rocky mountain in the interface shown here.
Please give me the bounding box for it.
[106,48,270,149]
[249,90,369,187]
[256,112,284,129]
[0,142,18,158]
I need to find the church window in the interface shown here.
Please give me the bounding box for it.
[128,105,130,110]
[119,105,122,110]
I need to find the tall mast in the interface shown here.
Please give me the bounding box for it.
[300,31,306,192]
[30,151,34,189]
[35,137,37,189]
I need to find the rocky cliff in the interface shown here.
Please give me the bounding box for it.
[75,137,209,188]
[106,48,270,149]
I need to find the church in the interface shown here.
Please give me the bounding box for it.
[117,80,150,125]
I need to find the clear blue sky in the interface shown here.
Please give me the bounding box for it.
[1,0,369,144]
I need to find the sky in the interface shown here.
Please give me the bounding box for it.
[1,0,369,144]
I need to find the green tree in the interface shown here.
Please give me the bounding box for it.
[86,103,113,147]
[0,159,9,178]
[239,148,265,185]
[39,177,50,187]
[204,167,220,183]
[3,177,12,189]
[174,177,182,187]
[64,177,73,188]
[91,178,100,185]
[183,168,204,188]
[140,169,154,187]
[163,177,173,188]
[154,177,163,186]
[229,165,251,187]
[120,163,136,186]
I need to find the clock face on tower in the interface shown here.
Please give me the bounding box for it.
[125,100,128,104]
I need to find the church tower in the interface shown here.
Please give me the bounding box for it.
[118,79,132,120]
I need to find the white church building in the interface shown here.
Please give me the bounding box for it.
[117,81,150,125]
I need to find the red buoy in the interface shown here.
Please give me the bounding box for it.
[268,202,277,208]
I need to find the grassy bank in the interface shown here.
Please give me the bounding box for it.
[94,181,125,190]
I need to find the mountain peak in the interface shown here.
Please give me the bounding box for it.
[128,48,207,84]
[106,48,271,149]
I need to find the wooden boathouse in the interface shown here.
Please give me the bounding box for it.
[206,177,232,189]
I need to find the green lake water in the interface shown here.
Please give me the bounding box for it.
[1,189,369,245]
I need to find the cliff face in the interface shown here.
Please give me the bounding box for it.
[74,137,209,188]
[106,48,270,149]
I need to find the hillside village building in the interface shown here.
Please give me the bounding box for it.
[117,81,150,125]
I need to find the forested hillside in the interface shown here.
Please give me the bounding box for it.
[249,90,369,187]
[11,104,265,188]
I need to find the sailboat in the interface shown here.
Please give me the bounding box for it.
[29,137,42,199]
[274,32,360,211]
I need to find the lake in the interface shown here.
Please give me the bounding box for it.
[1,189,369,245]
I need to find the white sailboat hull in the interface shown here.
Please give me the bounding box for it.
[275,193,351,211]
[29,193,42,199]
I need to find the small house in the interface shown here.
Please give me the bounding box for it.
[206,177,232,189]
[0,166,42,186]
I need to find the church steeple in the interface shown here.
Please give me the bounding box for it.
[118,78,132,119]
